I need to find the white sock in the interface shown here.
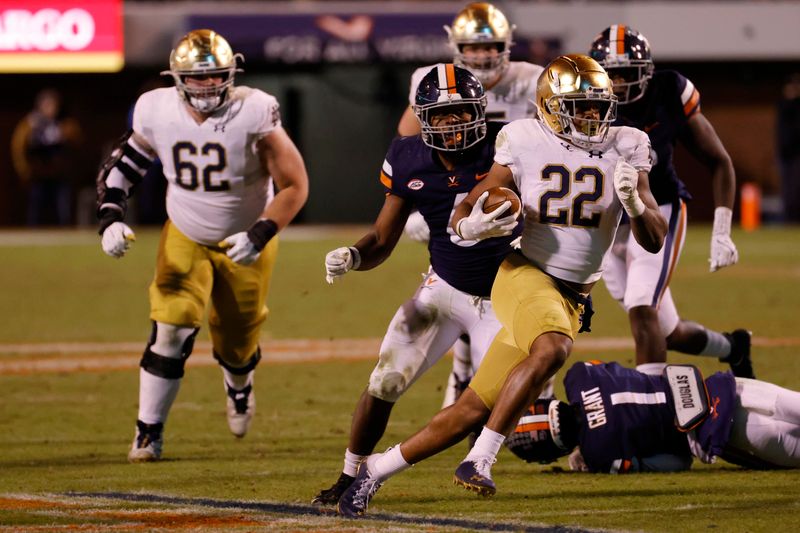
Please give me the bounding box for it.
[343,448,366,477]
[465,426,505,462]
[369,445,411,481]
[223,368,253,391]
[700,330,732,358]
[636,362,667,376]
[138,368,181,424]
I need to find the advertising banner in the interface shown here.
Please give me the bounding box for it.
[0,0,123,72]
[188,13,541,65]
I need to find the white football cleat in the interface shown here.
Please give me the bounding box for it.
[225,380,255,438]
[128,420,163,462]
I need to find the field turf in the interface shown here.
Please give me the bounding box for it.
[0,226,798,531]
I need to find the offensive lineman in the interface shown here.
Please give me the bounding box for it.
[399,1,546,408]
[313,64,520,506]
[336,55,667,516]
[506,361,800,471]
[96,30,309,461]
[589,26,752,378]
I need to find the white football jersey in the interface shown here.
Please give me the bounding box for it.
[133,86,280,245]
[408,61,544,123]
[494,119,653,284]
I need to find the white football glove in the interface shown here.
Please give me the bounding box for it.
[613,159,646,218]
[220,232,261,265]
[455,191,519,242]
[568,448,589,472]
[709,206,738,272]
[325,246,361,284]
[101,222,135,258]
[404,210,430,243]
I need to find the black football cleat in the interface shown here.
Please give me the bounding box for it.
[720,329,755,379]
[311,472,355,506]
[337,461,383,517]
[454,456,497,497]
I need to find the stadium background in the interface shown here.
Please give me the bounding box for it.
[1,0,798,226]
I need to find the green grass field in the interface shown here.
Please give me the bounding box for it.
[0,226,799,531]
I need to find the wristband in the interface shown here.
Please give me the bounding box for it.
[247,219,279,251]
[98,206,124,235]
[348,247,361,270]
[625,196,646,218]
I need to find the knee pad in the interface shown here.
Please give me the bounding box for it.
[214,346,261,375]
[140,322,199,379]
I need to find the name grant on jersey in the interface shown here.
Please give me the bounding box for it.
[581,387,607,429]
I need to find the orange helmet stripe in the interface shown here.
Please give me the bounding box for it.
[445,63,457,93]
[616,25,626,55]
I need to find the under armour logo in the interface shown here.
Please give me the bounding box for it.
[214,124,226,132]
[587,150,604,158]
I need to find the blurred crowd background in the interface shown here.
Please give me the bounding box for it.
[1,0,799,226]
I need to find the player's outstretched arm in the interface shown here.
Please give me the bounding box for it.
[451,162,518,241]
[614,160,667,253]
[680,113,738,272]
[325,194,412,283]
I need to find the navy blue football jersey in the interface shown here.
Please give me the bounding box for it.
[380,122,520,297]
[614,70,700,205]
[564,362,691,473]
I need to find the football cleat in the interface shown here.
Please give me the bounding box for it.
[311,472,356,506]
[128,420,163,463]
[454,456,497,497]
[721,329,755,379]
[225,380,255,438]
[337,459,384,517]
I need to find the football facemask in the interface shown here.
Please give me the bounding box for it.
[505,399,578,464]
[589,25,655,104]
[164,29,243,113]
[414,63,488,152]
[445,2,514,86]
[538,54,618,149]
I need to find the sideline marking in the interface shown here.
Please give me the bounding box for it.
[69,491,593,533]
[0,336,797,375]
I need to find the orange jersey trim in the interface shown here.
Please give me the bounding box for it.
[380,171,392,189]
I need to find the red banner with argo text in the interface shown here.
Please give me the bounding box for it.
[0,0,123,72]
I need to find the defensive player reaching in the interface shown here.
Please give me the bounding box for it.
[96,30,309,462]
[313,64,520,505]
[590,26,753,378]
[336,55,668,516]
[399,1,546,408]
[506,361,800,471]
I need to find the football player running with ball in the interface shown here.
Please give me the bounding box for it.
[398,1,547,410]
[96,30,308,462]
[336,55,668,517]
[314,64,521,505]
[590,26,753,379]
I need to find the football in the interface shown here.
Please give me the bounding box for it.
[482,186,521,218]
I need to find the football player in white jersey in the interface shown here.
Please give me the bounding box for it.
[399,2,546,409]
[336,55,667,517]
[96,30,309,462]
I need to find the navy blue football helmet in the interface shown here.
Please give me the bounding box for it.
[413,63,487,152]
[589,25,654,104]
[505,399,578,464]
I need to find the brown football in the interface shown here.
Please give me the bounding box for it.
[482,186,521,218]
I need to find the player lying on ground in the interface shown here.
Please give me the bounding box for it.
[506,360,800,472]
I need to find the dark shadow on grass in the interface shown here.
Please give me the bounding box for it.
[70,491,595,532]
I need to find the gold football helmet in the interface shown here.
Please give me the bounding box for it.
[164,29,242,113]
[445,3,514,86]
[537,54,617,149]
